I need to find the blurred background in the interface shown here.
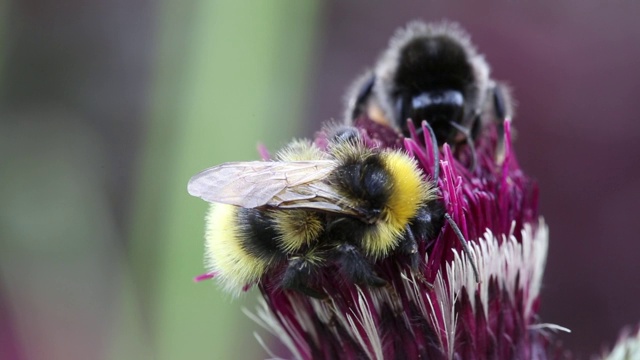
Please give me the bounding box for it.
[1,1,640,359]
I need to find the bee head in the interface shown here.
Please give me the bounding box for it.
[391,35,478,145]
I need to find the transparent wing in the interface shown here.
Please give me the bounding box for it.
[188,160,357,214]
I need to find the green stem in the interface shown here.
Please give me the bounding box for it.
[111,2,320,359]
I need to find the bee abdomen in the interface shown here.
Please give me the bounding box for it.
[205,204,285,295]
[272,210,324,253]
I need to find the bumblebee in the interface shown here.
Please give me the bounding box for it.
[345,21,514,160]
[188,128,444,297]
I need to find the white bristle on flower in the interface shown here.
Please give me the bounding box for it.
[249,219,556,359]
[598,326,640,360]
[245,300,308,360]
[346,288,384,360]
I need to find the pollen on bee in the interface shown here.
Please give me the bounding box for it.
[272,210,324,253]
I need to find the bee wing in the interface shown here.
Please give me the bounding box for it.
[187,160,341,209]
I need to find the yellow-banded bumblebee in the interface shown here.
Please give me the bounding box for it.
[345,21,514,158]
[188,128,444,297]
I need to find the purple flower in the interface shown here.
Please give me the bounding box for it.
[247,117,567,359]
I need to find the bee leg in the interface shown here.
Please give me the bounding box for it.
[281,257,327,299]
[398,224,435,289]
[418,120,440,181]
[444,213,479,283]
[399,225,420,270]
[450,121,478,172]
[492,84,512,164]
[349,72,376,120]
[334,243,386,287]
[411,200,446,242]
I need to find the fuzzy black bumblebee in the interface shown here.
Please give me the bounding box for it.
[346,21,514,155]
[188,128,444,298]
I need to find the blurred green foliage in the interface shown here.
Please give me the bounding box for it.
[115,2,320,359]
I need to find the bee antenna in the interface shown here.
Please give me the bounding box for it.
[350,73,376,119]
[420,120,440,181]
[444,213,479,283]
[492,85,508,120]
[492,85,511,164]
[449,121,477,172]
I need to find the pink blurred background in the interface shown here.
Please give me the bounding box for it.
[2,1,640,358]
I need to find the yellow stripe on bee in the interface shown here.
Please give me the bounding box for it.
[361,150,435,259]
[204,203,269,296]
[382,150,432,228]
